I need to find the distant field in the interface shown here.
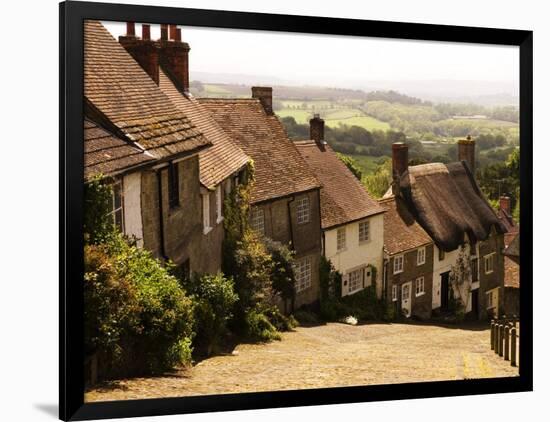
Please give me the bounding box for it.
[325,115,390,131]
[276,105,390,131]
[346,154,389,176]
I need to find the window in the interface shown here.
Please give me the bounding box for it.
[296,196,310,224]
[438,248,445,261]
[293,257,312,293]
[393,255,404,274]
[359,220,370,243]
[471,258,479,282]
[216,185,223,223]
[391,285,398,301]
[202,193,212,234]
[110,180,124,232]
[250,207,265,235]
[484,253,495,274]
[168,162,180,209]
[337,227,346,251]
[417,246,426,265]
[348,269,363,293]
[415,276,425,296]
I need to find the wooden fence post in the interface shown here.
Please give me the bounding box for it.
[510,327,517,367]
[491,319,496,350]
[498,324,504,357]
[504,325,510,361]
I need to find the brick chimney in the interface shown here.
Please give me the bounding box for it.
[252,87,273,115]
[499,196,511,214]
[391,142,408,196]
[310,114,325,143]
[156,24,191,93]
[458,135,476,174]
[119,23,159,84]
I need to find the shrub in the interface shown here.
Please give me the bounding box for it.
[264,238,296,312]
[84,233,195,379]
[84,175,116,245]
[183,273,239,356]
[263,306,298,332]
[244,308,281,342]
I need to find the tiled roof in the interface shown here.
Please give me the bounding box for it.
[498,208,519,235]
[84,118,156,180]
[504,256,519,288]
[398,161,505,251]
[158,70,250,189]
[504,233,520,258]
[84,20,210,160]
[294,141,385,229]
[379,195,432,255]
[198,98,321,203]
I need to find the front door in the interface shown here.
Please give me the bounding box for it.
[471,288,479,319]
[401,281,412,318]
[440,272,450,311]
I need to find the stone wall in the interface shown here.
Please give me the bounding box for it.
[387,244,434,320]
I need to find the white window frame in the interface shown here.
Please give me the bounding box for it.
[336,227,346,252]
[417,246,426,266]
[215,185,224,224]
[415,276,425,297]
[348,268,363,294]
[358,220,370,243]
[293,257,312,293]
[484,253,495,274]
[393,254,404,274]
[202,193,212,234]
[486,290,494,309]
[109,179,124,232]
[250,207,265,235]
[391,285,398,302]
[296,196,310,224]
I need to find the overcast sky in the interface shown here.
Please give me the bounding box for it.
[103,21,519,96]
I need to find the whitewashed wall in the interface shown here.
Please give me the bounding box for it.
[324,214,384,298]
[123,172,144,247]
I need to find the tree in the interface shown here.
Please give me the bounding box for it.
[449,246,472,317]
[336,153,363,180]
[363,158,392,198]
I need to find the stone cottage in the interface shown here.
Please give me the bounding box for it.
[294,115,385,298]
[84,20,214,276]
[378,195,434,319]
[199,89,323,310]
[118,22,251,275]
[385,139,506,319]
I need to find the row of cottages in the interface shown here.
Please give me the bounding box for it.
[294,116,386,299]
[84,20,323,311]
[84,20,250,278]
[382,140,509,320]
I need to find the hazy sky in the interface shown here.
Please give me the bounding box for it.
[103,21,519,95]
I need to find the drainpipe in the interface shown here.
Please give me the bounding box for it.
[286,196,295,250]
[156,169,169,260]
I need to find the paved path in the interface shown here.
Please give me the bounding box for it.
[85,322,519,402]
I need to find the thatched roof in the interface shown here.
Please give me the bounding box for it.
[398,161,505,251]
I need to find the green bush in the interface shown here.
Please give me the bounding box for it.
[84,175,116,245]
[183,273,239,356]
[244,308,281,342]
[84,233,195,379]
[263,306,298,332]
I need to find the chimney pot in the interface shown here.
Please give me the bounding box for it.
[310,114,325,143]
[160,24,168,40]
[126,22,136,37]
[458,136,476,175]
[499,196,511,214]
[391,142,408,196]
[142,24,151,40]
[251,86,273,115]
[169,24,177,41]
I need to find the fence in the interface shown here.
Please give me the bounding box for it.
[490,317,519,368]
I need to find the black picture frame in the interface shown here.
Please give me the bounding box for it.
[60,1,533,420]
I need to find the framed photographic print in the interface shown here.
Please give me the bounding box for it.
[60,1,532,420]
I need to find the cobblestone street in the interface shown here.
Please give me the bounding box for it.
[85,322,519,402]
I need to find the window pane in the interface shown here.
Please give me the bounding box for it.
[296,196,310,224]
